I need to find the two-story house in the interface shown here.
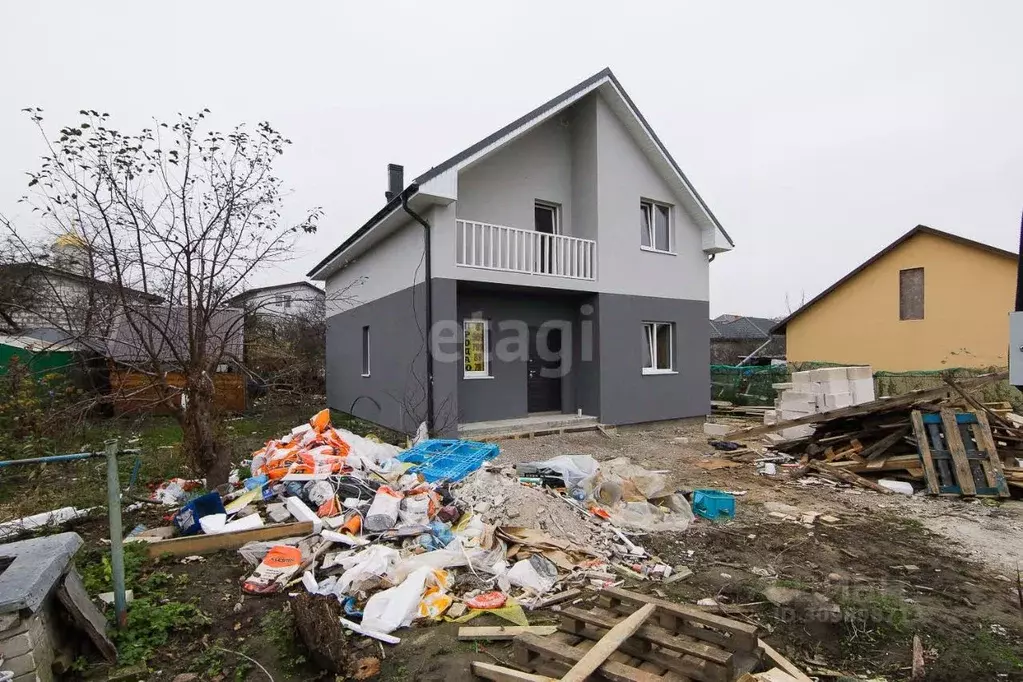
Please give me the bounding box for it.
[227,281,325,319]
[308,69,734,436]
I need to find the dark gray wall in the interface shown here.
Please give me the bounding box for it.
[326,279,458,435]
[455,286,593,423]
[597,293,710,424]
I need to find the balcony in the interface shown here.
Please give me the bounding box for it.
[455,219,597,281]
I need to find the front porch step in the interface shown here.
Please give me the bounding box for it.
[458,414,599,441]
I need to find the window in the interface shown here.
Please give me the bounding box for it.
[282,295,292,309]
[642,322,675,374]
[361,326,370,376]
[899,268,924,320]
[463,319,490,378]
[640,200,671,252]
[534,202,560,235]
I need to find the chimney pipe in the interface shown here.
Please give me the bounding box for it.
[386,164,404,201]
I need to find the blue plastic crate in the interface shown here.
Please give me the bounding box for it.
[691,489,735,522]
[172,491,226,536]
[397,439,500,483]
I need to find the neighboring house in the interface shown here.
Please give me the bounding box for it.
[773,225,1017,371]
[308,68,734,435]
[709,314,785,365]
[227,281,325,318]
[0,262,160,336]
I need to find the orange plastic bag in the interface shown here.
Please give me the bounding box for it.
[309,408,331,433]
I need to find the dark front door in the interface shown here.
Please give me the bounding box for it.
[527,327,562,413]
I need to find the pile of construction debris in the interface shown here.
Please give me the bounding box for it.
[121,410,722,664]
[718,371,1023,498]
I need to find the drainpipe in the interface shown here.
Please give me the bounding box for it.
[401,185,434,435]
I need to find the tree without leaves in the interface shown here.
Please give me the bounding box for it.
[0,108,330,485]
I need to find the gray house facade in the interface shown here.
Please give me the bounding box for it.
[309,69,734,436]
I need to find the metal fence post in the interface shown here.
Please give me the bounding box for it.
[105,439,128,627]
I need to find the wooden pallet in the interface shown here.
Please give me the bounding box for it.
[910,409,1010,497]
[505,587,761,682]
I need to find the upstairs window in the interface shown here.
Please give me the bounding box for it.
[899,268,924,320]
[640,200,671,252]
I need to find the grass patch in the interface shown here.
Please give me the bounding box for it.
[930,627,1023,675]
[836,589,914,644]
[78,542,210,666]
[260,606,308,672]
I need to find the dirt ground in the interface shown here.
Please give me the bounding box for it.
[14,417,1023,681]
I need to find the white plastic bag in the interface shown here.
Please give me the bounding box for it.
[361,566,432,634]
[507,555,558,594]
[199,513,264,535]
[612,494,694,532]
[524,455,599,491]
[335,545,400,595]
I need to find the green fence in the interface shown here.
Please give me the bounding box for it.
[711,364,1023,412]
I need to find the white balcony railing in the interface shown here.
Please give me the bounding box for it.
[455,219,597,281]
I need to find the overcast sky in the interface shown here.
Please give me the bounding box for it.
[2,1,1021,317]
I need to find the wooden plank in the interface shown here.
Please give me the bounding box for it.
[806,461,892,494]
[758,639,812,682]
[514,634,661,682]
[145,521,314,558]
[57,567,118,663]
[910,411,940,495]
[560,603,656,682]
[560,606,732,666]
[598,586,759,652]
[459,626,559,641]
[973,411,1011,497]
[530,589,583,610]
[724,373,1006,440]
[471,662,554,682]
[566,622,724,682]
[859,425,911,460]
[940,408,976,495]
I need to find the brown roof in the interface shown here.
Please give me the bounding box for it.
[771,225,1017,333]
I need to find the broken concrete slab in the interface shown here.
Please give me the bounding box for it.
[0,532,82,614]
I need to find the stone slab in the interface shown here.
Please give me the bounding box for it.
[0,532,82,614]
[57,568,117,663]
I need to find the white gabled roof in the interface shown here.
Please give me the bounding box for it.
[309,68,733,280]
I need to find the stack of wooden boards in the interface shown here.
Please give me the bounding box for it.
[723,373,1022,497]
[470,586,810,682]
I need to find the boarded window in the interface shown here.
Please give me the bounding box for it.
[899,268,924,320]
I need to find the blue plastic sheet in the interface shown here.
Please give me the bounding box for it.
[397,439,500,483]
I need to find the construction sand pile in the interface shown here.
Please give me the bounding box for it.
[453,468,612,552]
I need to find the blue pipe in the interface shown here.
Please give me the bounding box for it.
[0,449,141,468]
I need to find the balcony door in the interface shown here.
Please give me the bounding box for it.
[534,202,558,274]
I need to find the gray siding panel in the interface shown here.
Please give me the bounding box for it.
[326,280,458,435]
[455,116,574,235]
[597,293,710,424]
